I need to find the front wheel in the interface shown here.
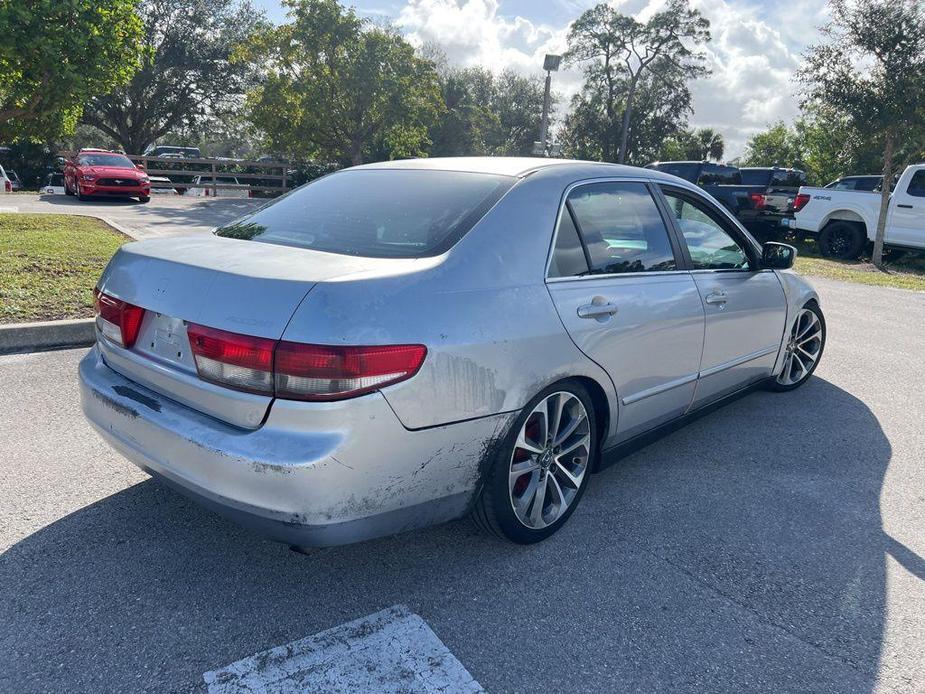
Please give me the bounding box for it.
[76,183,90,201]
[64,179,74,196]
[138,195,150,203]
[766,302,826,391]
[472,381,597,543]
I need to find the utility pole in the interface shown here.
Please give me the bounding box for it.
[535,54,561,157]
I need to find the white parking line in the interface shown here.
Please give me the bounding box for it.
[202,605,484,693]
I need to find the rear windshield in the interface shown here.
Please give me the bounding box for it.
[215,169,515,258]
[740,169,771,186]
[648,163,699,183]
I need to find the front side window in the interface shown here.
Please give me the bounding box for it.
[661,189,750,270]
[216,169,514,259]
[566,182,676,275]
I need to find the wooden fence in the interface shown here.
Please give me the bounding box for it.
[60,152,290,196]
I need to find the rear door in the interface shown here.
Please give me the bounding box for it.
[887,169,925,248]
[546,180,705,443]
[659,186,787,407]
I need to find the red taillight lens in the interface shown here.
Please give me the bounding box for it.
[94,289,145,347]
[275,343,427,401]
[187,324,276,395]
[187,324,428,400]
[4,179,10,192]
[793,193,811,212]
[749,192,767,210]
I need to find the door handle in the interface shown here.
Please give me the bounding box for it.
[704,290,727,305]
[577,301,619,319]
[897,204,913,209]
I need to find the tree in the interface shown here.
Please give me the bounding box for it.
[561,58,693,165]
[741,122,804,169]
[246,0,442,165]
[0,0,142,141]
[429,67,549,157]
[799,0,925,268]
[82,0,267,154]
[564,0,710,163]
[659,127,724,161]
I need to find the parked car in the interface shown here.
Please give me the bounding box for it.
[184,175,250,198]
[42,173,66,194]
[791,163,925,257]
[149,175,178,195]
[79,157,824,548]
[0,164,10,193]
[824,175,883,192]
[647,162,810,239]
[142,144,202,159]
[63,149,151,202]
[4,168,22,191]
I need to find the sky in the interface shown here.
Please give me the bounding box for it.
[252,0,832,159]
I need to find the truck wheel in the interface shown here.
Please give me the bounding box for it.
[819,222,864,259]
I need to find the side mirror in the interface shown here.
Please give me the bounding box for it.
[136,163,146,170]
[762,242,796,270]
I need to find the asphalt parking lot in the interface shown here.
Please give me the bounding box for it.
[2,193,264,239]
[1,277,923,693]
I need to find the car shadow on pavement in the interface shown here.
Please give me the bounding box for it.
[0,378,897,693]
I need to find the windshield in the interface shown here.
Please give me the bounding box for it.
[78,154,135,169]
[215,169,515,258]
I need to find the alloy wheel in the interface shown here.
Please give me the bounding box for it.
[777,308,823,386]
[508,391,591,529]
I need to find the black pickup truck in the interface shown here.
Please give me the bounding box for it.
[646,161,807,239]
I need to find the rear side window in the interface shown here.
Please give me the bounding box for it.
[906,170,925,198]
[548,210,590,278]
[566,182,676,275]
[216,169,514,258]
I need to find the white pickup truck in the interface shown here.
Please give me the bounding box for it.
[792,163,925,258]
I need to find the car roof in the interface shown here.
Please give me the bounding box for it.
[349,156,681,181]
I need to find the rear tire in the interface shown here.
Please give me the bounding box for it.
[819,222,864,259]
[472,380,598,544]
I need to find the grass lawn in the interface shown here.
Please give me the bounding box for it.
[0,213,128,324]
[793,237,925,292]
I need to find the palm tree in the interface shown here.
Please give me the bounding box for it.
[695,128,724,161]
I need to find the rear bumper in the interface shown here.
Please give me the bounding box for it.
[79,346,512,546]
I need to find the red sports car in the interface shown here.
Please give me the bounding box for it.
[64,149,151,203]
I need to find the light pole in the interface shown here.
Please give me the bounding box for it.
[537,54,561,157]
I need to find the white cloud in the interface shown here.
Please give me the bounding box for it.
[396,0,827,158]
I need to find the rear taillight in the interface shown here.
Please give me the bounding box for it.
[4,179,10,192]
[793,193,811,212]
[275,343,427,401]
[94,289,145,348]
[749,192,767,210]
[187,324,275,395]
[186,324,427,401]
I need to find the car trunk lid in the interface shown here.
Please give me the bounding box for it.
[95,235,422,428]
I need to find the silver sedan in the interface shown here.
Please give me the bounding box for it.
[79,157,825,546]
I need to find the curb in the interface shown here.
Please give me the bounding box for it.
[0,318,96,355]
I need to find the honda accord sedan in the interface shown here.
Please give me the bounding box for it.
[79,157,825,547]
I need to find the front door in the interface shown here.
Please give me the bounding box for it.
[546,180,705,444]
[888,169,925,248]
[659,187,787,407]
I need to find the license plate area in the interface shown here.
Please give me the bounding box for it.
[135,312,197,372]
